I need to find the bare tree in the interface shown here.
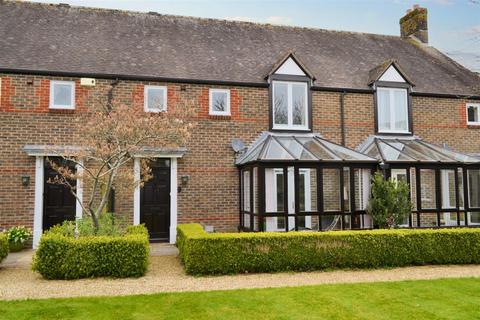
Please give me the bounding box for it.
[49,86,195,231]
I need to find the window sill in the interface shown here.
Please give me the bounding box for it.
[376,131,412,135]
[208,114,231,120]
[467,123,480,129]
[48,108,75,114]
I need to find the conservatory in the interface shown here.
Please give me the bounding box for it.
[237,132,378,232]
[359,136,480,228]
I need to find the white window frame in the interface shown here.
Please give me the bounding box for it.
[209,89,231,116]
[144,85,167,113]
[377,87,409,134]
[272,81,309,131]
[49,80,75,110]
[466,103,480,125]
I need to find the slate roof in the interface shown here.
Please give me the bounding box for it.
[0,1,478,96]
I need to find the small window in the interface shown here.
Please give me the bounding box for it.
[49,81,75,109]
[144,86,167,112]
[272,81,308,130]
[377,87,409,133]
[467,104,480,125]
[209,89,230,116]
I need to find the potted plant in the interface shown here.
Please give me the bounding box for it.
[6,226,32,252]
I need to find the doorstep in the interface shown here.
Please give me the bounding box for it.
[149,243,178,256]
[0,249,34,268]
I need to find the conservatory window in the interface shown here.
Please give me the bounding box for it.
[377,87,409,133]
[272,81,308,130]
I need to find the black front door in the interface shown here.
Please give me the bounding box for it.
[141,159,171,241]
[43,158,76,230]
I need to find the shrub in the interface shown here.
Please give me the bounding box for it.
[6,226,32,252]
[32,224,149,279]
[177,224,480,275]
[0,233,8,263]
[49,213,126,237]
[367,173,412,228]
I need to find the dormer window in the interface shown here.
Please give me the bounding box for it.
[272,81,308,130]
[369,60,413,135]
[267,52,315,132]
[377,87,409,133]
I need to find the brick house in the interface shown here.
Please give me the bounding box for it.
[0,2,479,247]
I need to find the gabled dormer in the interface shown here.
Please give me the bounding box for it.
[266,52,315,132]
[369,60,414,135]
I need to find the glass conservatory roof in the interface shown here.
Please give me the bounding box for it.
[359,136,480,164]
[236,132,377,165]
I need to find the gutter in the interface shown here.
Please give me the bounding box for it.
[0,68,478,99]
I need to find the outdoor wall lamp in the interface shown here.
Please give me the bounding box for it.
[178,175,189,193]
[21,175,30,187]
[180,175,189,186]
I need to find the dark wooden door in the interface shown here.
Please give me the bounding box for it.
[141,159,171,241]
[43,159,76,230]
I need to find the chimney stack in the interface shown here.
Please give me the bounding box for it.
[400,5,428,44]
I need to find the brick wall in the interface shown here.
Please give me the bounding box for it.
[0,73,479,233]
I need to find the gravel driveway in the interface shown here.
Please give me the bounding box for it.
[2,249,480,301]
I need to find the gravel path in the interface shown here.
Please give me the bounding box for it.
[2,251,480,301]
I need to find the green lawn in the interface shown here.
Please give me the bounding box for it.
[2,278,480,320]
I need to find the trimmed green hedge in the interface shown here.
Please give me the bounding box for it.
[33,224,149,279]
[177,224,480,275]
[0,233,8,263]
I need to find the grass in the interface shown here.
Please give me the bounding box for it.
[1,278,480,319]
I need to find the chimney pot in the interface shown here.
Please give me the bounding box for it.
[400,6,428,44]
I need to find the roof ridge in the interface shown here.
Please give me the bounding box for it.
[6,0,403,39]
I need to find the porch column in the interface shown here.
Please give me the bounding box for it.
[33,156,44,248]
[133,157,141,225]
[75,159,84,220]
[169,158,178,244]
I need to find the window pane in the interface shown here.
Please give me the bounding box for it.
[393,89,408,131]
[292,83,306,125]
[265,168,285,213]
[468,106,478,123]
[468,212,480,225]
[323,168,341,212]
[343,168,350,212]
[420,169,436,209]
[242,170,250,212]
[273,83,288,125]
[420,213,438,227]
[441,212,458,226]
[212,91,227,112]
[53,84,72,106]
[321,215,342,230]
[441,170,456,209]
[468,169,480,208]
[299,168,317,212]
[377,89,390,131]
[354,169,371,211]
[147,88,165,110]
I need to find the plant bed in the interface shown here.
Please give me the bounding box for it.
[177,224,480,275]
[6,226,32,252]
[0,232,8,263]
[33,224,149,279]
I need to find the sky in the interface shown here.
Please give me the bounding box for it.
[28,0,480,72]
